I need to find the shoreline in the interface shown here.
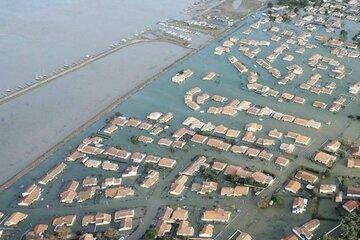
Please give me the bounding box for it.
[0,38,191,106]
[0,39,143,105]
[0,42,196,192]
[0,1,266,192]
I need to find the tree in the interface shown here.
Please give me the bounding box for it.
[273,195,284,206]
[340,29,348,40]
[202,169,219,181]
[258,196,270,209]
[267,2,274,8]
[130,136,139,144]
[324,169,331,178]
[311,197,319,218]
[50,227,71,240]
[159,237,172,240]
[144,226,157,240]
[282,14,291,22]
[339,212,360,240]
[321,235,333,240]
[300,0,309,6]
[103,228,121,240]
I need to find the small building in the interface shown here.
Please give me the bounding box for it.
[314,151,336,166]
[342,200,360,213]
[292,219,320,240]
[292,197,308,214]
[4,212,28,226]
[275,156,290,167]
[285,180,302,194]
[201,208,231,222]
[199,224,214,238]
[324,140,341,153]
[347,186,360,198]
[295,170,318,184]
[347,158,360,168]
[319,184,336,194]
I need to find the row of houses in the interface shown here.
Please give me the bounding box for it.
[156,206,231,238]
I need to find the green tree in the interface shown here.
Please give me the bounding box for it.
[50,227,71,240]
[324,169,331,178]
[340,29,348,40]
[258,196,270,209]
[130,136,139,144]
[339,212,360,240]
[159,236,172,240]
[320,235,333,240]
[103,228,121,240]
[144,226,157,240]
[273,195,284,206]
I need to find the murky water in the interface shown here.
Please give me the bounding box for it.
[0,41,190,184]
[0,0,197,92]
[0,7,359,240]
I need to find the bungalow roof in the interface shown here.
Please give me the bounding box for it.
[314,151,336,166]
[172,140,186,149]
[177,221,194,237]
[231,145,248,154]
[158,138,173,147]
[147,112,163,121]
[126,118,142,127]
[269,128,283,139]
[285,180,302,193]
[226,129,241,138]
[199,224,214,238]
[201,208,231,222]
[131,152,146,163]
[191,134,208,144]
[212,161,227,171]
[258,150,274,161]
[275,156,290,167]
[38,162,67,185]
[111,116,127,126]
[214,124,228,134]
[158,158,176,169]
[105,186,134,199]
[114,209,135,221]
[138,122,152,130]
[4,212,28,226]
[104,125,118,134]
[159,112,173,123]
[295,170,318,184]
[52,215,76,227]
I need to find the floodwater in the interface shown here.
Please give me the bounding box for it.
[0,0,197,92]
[232,0,243,9]
[0,41,190,184]
[0,6,359,240]
[0,0,208,184]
